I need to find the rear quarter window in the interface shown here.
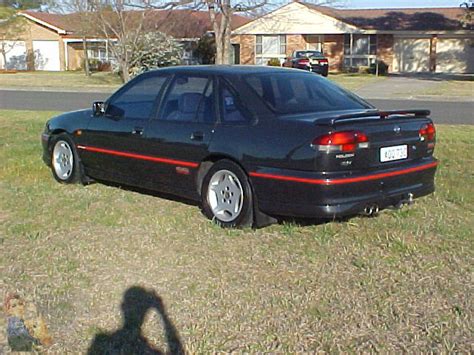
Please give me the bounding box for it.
[245,72,370,115]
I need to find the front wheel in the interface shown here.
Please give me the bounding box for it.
[50,133,83,184]
[201,160,254,228]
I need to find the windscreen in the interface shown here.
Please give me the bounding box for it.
[244,72,371,115]
[295,51,322,57]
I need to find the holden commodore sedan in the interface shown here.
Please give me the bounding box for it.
[41,66,438,228]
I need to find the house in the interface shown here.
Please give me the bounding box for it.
[0,10,250,71]
[232,1,474,73]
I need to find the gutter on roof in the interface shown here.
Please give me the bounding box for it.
[20,12,67,34]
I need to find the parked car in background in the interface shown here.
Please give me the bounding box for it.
[282,50,329,76]
[42,66,437,228]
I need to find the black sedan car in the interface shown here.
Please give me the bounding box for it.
[282,50,329,76]
[42,66,437,228]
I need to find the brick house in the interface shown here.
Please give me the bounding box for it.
[232,1,474,73]
[0,10,249,71]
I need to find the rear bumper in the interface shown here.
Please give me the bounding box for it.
[250,159,438,218]
[295,64,329,76]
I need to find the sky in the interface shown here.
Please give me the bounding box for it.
[344,0,463,8]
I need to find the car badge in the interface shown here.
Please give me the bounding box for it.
[394,126,401,134]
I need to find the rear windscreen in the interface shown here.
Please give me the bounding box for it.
[244,72,371,115]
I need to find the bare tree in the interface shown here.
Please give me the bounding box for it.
[0,8,27,69]
[92,1,150,82]
[141,0,268,64]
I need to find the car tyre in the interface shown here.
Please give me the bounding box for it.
[201,160,254,228]
[50,133,83,184]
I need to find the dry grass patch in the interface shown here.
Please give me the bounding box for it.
[0,110,473,352]
[0,71,121,91]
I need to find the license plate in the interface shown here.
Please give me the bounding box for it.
[311,59,319,64]
[380,145,408,162]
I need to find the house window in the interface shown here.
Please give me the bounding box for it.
[255,35,286,65]
[343,34,377,68]
[87,43,107,61]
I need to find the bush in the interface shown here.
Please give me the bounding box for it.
[129,31,182,78]
[358,65,370,74]
[369,60,389,75]
[267,58,281,66]
[195,34,215,64]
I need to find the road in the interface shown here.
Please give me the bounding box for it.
[0,89,473,124]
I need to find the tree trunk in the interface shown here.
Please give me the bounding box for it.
[121,60,130,82]
[1,49,7,70]
[82,36,91,76]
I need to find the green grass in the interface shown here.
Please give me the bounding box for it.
[419,80,474,97]
[328,72,387,90]
[0,71,122,91]
[0,110,473,352]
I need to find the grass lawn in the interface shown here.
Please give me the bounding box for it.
[328,72,387,90]
[0,71,122,91]
[419,80,474,97]
[1,110,473,352]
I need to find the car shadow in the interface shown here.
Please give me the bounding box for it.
[94,179,199,207]
[90,180,356,228]
[276,215,352,227]
[87,286,184,355]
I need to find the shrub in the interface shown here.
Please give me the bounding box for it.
[267,58,281,66]
[369,60,389,75]
[129,31,182,78]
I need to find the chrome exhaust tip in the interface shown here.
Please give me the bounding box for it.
[362,204,379,217]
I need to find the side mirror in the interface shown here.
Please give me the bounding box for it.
[92,101,105,116]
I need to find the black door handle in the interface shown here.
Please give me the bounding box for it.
[132,127,144,136]
[191,131,204,141]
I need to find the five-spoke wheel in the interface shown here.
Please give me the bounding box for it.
[50,133,82,184]
[202,160,254,228]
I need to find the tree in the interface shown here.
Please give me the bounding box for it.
[460,2,473,29]
[143,0,267,65]
[93,1,151,82]
[0,0,43,70]
[58,0,99,76]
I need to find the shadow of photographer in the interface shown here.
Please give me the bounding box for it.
[87,286,184,355]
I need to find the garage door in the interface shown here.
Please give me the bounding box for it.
[33,40,60,71]
[436,37,474,74]
[0,41,27,70]
[393,37,430,73]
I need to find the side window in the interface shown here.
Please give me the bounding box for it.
[160,75,215,123]
[220,82,251,124]
[107,75,168,120]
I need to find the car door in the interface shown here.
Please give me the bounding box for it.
[80,72,170,185]
[142,74,217,197]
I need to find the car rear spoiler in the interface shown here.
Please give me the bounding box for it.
[316,109,431,126]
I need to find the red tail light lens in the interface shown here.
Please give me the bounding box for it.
[312,131,369,152]
[297,58,310,65]
[419,123,436,141]
[319,59,328,64]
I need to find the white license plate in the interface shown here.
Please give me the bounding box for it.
[380,145,408,162]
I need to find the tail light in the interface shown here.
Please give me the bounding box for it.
[312,131,369,153]
[297,58,310,65]
[419,122,436,150]
[319,59,328,64]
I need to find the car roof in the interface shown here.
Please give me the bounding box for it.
[147,65,299,76]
